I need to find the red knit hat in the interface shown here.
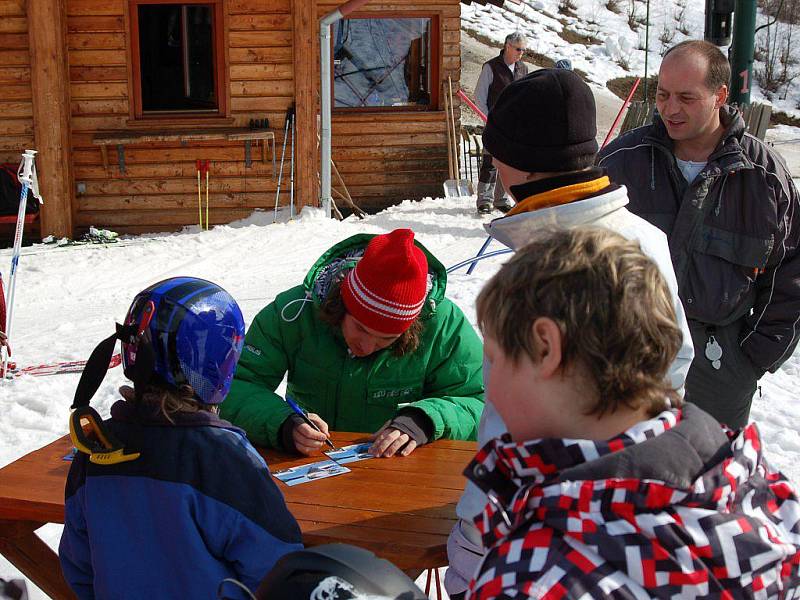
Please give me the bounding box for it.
[341,229,429,335]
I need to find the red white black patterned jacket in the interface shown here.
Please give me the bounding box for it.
[465,404,800,599]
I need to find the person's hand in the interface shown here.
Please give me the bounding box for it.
[292,413,330,456]
[368,422,417,458]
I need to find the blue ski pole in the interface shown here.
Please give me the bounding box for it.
[3,150,42,380]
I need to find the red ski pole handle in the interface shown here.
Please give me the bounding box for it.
[457,89,487,123]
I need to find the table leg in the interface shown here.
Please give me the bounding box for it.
[0,519,76,600]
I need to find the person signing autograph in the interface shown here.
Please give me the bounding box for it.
[221,229,485,458]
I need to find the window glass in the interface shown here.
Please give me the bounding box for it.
[137,4,217,113]
[333,18,432,109]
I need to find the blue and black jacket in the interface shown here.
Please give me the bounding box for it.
[58,399,303,599]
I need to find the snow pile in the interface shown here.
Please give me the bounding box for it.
[461,0,800,120]
[462,0,705,87]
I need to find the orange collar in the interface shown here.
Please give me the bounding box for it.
[506,176,611,217]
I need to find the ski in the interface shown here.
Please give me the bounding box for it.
[8,353,122,378]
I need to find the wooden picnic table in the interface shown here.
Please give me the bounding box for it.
[0,431,475,599]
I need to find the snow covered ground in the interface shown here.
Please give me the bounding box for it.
[3,195,800,598]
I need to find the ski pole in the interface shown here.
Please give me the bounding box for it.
[602,77,641,149]
[467,235,493,275]
[196,159,202,229]
[3,150,41,380]
[204,160,210,231]
[456,89,487,123]
[289,114,295,220]
[273,116,291,223]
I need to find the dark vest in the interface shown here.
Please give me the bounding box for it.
[485,52,529,111]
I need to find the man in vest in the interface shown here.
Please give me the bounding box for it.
[474,32,529,214]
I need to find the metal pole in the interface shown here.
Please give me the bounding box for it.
[290,114,295,220]
[320,16,336,220]
[729,0,757,106]
[320,0,373,220]
[466,236,493,275]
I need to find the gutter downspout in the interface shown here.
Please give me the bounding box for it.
[320,0,371,219]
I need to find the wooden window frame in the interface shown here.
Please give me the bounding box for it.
[128,0,227,120]
[331,12,441,114]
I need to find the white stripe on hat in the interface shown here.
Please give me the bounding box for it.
[348,269,425,321]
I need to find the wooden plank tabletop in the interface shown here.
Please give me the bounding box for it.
[0,432,475,570]
[268,432,475,569]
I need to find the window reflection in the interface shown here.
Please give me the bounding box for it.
[333,18,432,109]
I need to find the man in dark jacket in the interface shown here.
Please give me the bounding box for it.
[598,39,800,429]
[474,32,529,214]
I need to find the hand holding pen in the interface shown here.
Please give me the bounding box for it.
[284,396,336,455]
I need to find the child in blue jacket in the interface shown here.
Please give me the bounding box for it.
[58,277,303,599]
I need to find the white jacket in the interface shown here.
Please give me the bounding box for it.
[456,184,695,521]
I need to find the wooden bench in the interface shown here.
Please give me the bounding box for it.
[617,101,772,140]
[92,128,276,174]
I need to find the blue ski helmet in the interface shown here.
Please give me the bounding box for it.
[122,277,245,405]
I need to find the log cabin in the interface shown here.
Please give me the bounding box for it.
[0,0,509,238]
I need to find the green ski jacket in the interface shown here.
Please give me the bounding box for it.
[221,234,485,449]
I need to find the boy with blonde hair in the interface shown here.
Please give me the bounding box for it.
[465,227,800,599]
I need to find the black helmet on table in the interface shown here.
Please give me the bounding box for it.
[254,544,428,600]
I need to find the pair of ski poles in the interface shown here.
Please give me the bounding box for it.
[196,159,211,230]
[273,106,295,223]
[2,150,43,380]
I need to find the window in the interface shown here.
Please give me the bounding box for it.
[129,1,226,118]
[333,17,439,110]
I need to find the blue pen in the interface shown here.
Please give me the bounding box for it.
[284,396,336,450]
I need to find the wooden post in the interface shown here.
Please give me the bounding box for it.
[293,0,318,211]
[27,0,74,238]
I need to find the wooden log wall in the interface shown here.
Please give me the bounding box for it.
[69,0,296,235]
[0,0,34,165]
[0,0,459,236]
[318,0,458,211]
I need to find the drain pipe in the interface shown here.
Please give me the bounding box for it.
[320,0,371,219]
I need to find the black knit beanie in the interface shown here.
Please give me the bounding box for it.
[482,68,598,173]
